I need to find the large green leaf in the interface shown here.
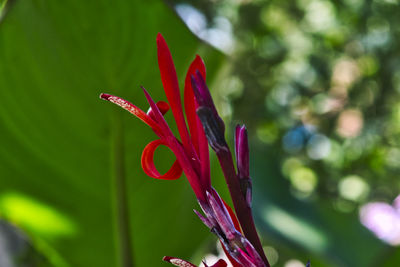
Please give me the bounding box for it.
[0,0,224,266]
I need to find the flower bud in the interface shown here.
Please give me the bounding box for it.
[191,71,227,151]
[235,125,253,207]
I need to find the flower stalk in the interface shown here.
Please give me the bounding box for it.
[191,72,269,267]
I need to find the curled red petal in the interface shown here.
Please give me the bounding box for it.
[141,139,182,180]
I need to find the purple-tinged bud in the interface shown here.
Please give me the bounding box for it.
[198,199,218,228]
[206,190,237,240]
[191,71,227,151]
[191,71,218,116]
[235,125,249,179]
[235,125,253,207]
[306,260,311,267]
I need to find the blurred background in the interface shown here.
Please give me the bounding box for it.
[0,0,399,266]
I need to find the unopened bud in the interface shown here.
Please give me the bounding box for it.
[235,125,249,179]
[196,106,227,151]
[191,71,227,152]
[235,125,253,207]
[206,190,237,240]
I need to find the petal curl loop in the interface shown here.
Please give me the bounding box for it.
[141,139,182,180]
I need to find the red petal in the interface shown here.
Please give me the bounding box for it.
[141,139,182,180]
[156,100,170,115]
[157,34,192,151]
[100,93,161,133]
[184,55,206,152]
[143,86,205,199]
[147,100,169,115]
[184,56,210,190]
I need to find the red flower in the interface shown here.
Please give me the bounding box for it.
[101,34,267,267]
[101,34,210,202]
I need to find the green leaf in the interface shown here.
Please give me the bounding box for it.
[0,1,224,266]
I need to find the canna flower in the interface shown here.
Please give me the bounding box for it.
[100,34,210,202]
[100,34,267,267]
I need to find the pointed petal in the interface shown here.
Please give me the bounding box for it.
[184,56,210,190]
[141,139,182,180]
[184,55,206,152]
[163,256,197,267]
[142,87,172,136]
[156,34,192,150]
[100,93,161,133]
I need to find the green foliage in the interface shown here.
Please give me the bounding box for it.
[0,0,223,266]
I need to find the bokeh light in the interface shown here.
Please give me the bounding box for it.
[360,196,400,246]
